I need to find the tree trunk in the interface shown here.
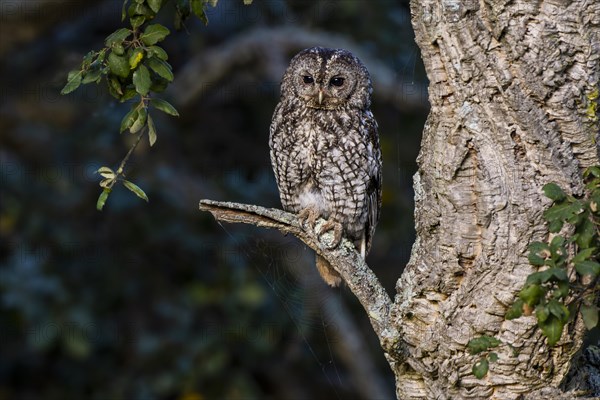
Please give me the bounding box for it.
[389,0,599,398]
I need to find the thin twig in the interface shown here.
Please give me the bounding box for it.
[198,199,399,351]
[116,123,146,176]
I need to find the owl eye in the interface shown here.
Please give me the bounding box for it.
[303,75,314,84]
[330,77,345,87]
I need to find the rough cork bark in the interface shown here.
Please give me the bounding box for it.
[391,0,600,398]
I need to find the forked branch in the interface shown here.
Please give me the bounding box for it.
[199,199,399,351]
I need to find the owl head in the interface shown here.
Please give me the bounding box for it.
[280,47,372,111]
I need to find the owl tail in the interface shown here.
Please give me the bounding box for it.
[315,255,342,287]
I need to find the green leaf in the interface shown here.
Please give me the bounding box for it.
[130,107,147,133]
[108,76,124,98]
[147,0,162,13]
[488,352,499,363]
[147,58,174,81]
[590,193,600,214]
[131,16,146,29]
[472,358,489,379]
[529,241,551,253]
[576,216,595,249]
[548,219,564,233]
[544,259,557,269]
[573,247,596,264]
[141,24,170,45]
[61,70,83,94]
[191,0,208,24]
[467,336,500,355]
[584,166,600,179]
[543,183,566,202]
[535,305,550,323]
[121,89,138,102]
[150,98,179,116]
[528,241,550,266]
[130,2,153,16]
[540,316,564,346]
[129,47,145,69]
[519,284,543,306]
[147,45,168,60]
[505,299,524,320]
[105,28,131,47]
[548,267,568,282]
[147,114,157,146]
[587,180,600,192]
[549,238,567,266]
[97,166,115,179]
[113,44,125,56]
[528,253,546,266]
[567,209,586,225]
[123,180,149,202]
[120,107,139,133]
[108,52,130,78]
[575,260,600,277]
[82,50,96,69]
[121,0,128,21]
[97,188,111,211]
[547,299,569,323]
[550,235,565,250]
[527,268,566,283]
[525,271,548,285]
[133,64,151,96]
[552,281,569,299]
[525,271,542,285]
[544,202,583,224]
[581,304,599,330]
[95,49,107,63]
[82,67,103,84]
[99,178,113,188]
[174,2,186,31]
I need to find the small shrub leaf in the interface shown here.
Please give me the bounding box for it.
[472,358,489,379]
[123,180,148,202]
[543,183,566,202]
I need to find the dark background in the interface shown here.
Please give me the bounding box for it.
[0,1,428,399]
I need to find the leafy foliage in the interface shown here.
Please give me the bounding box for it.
[467,335,501,378]
[60,0,247,209]
[471,169,600,379]
[506,169,600,346]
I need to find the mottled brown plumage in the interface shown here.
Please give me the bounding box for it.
[269,47,382,287]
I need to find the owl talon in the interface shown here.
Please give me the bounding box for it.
[298,207,320,230]
[317,219,343,249]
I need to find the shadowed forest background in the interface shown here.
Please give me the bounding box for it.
[0,1,429,399]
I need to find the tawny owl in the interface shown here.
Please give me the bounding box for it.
[269,47,382,287]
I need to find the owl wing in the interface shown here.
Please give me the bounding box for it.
[269,102,284,193]
[364,110,381,256]
[269,101,308,212]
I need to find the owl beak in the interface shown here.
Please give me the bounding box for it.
[318,89,324,105]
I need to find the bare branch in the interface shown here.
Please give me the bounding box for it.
[199,199,399,351]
